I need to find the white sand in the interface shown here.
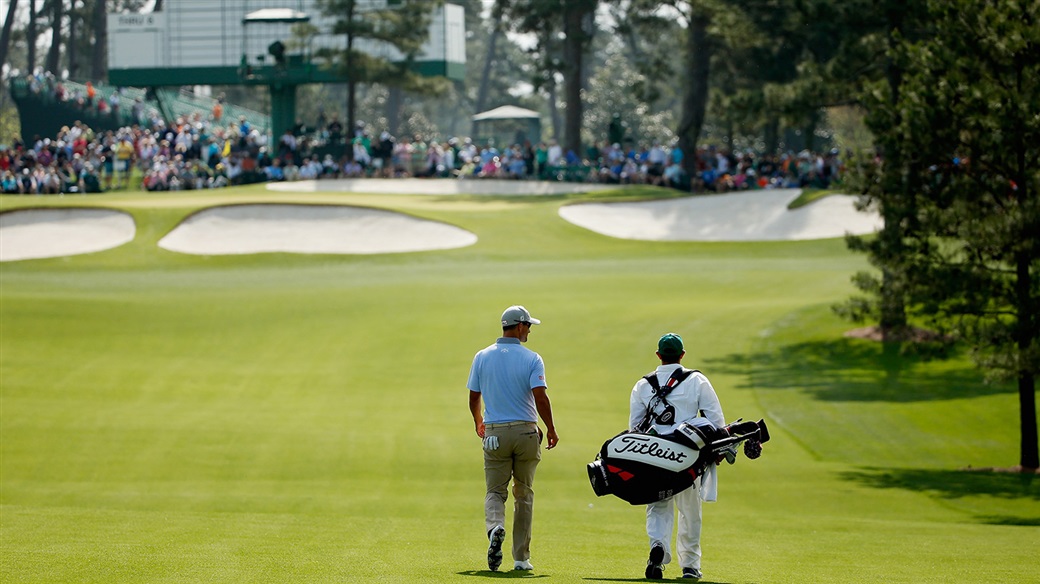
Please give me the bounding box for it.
[1,183,881,260]
[558,189,881,241]
[157,204,478,255]
[0,208,136,262]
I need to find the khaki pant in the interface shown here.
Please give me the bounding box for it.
[484,421,541,562]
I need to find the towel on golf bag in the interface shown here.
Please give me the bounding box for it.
[587,417,768,505]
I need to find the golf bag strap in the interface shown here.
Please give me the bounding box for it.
[638,368,699,430]
[643,367,698,397]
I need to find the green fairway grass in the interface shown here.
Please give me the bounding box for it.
[1,185,1036,583]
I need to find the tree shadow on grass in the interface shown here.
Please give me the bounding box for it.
[705,338,1014,403]
[841,467,1040,525]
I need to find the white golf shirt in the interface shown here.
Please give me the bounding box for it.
[629,365,725,435]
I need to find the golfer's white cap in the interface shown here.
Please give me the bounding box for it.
[501,305,540,326]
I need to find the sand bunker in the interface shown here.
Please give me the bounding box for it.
[1,184,882,261]
[157,204,478,255]
[267,178,606,196]
[0,208,136,262]
[558,189,881,241]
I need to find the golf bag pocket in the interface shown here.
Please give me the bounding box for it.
[587,429,712,505]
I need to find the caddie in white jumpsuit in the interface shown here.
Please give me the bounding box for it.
[468,305,559,573]
[629,333,725,580]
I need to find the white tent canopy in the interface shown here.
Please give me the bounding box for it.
[472,105,540,121]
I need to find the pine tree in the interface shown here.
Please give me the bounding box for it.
[315,0,447,142]
[850,0,1040,469]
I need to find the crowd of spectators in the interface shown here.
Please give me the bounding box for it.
[2,120,845,196]
[4,73,844,195]
[298,118,844,191]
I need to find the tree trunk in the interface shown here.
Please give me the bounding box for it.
[878,260,907,340]
[561,6,586,155]
[0,0,18,71]
[27,0,37,73]
[1019,372,1035,467]
[68,3,78,80]
[1016,250,1039,469]
[677,5,712,182]
[1019,367,1039,470]
[878,1,908,341]
[725,117,734,153]
[802,111,817,153]
[1010,40,1038,469]
[344,3,356,153]
[387,85,402,137]
[91,0,107,80]
[547,80,561,144]
[346,76,357,147]
[46,0,63,74]
[878,147,909,341]
[472,3,501,137]
[764,116,779,154]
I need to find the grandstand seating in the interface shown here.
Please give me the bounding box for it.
[8,75,268,140]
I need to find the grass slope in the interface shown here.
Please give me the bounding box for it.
[1,186,1036,583]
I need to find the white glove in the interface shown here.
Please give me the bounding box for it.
[482,435,499,452]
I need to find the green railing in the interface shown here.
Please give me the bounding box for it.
[155,88,268,135]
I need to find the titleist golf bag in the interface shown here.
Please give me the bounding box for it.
[587,417,769,505]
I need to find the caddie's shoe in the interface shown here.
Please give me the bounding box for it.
[682,567,703,579]
[514,559,534,571]
[645,542,665,579]
[487,525,505,571]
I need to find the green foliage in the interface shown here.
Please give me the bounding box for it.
[0,0,964,158]
[607,0,688,102]
[841,0,1040,467]
[582,41,676,146]
[838,144,911,334]
[314,0,446,130]
[0,90,21,144]
[500,0,598,150]
[890,0,1040,379]
[825,105,874,153]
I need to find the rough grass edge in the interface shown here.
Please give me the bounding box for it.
[787,188,844,209]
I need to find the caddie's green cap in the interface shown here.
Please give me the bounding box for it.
[658,333,684,357]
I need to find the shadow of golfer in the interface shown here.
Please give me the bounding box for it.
[578,573,732,577]
[457,570,549,579]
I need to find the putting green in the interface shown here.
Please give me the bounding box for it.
[1,184,1035,583]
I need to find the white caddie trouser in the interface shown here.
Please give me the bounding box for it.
[646,481,703,571]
